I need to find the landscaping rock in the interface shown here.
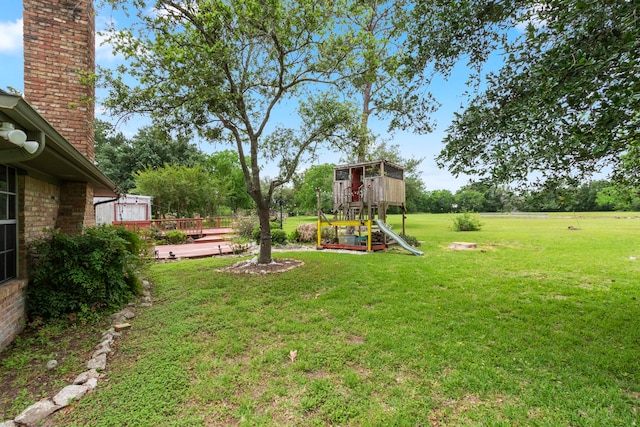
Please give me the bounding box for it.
[14,400,60,426]
[93,344,111,359]
[85,377,99,390]
[73,369,96,385]
[53,385,89,407]
[96,338,112,349]
[7,279,153,426]
[87,353,107,370]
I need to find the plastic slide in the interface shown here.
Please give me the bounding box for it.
[374,219,424,256]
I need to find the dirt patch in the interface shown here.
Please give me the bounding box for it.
[0,319,109,420]
[218,258,304,274]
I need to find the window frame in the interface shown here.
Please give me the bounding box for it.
[0,164,18,284]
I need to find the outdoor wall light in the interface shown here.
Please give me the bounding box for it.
[0,122,40,154]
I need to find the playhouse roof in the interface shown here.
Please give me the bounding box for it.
[333,159,405,171]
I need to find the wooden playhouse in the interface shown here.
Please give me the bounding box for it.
[317,160,422,255]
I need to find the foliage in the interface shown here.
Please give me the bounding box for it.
[596,185,640,211]
[201,150,254,213]
[164,230,187,245]
[452,211,482,231]
[252,222,287,245]
[233,216,259,240]
[291,223,318,243]
[327,1,435,161]
[408,1,640,188]
[398,233,420,247]
[133,164,218,218]
[270,229,288,245]
[95,120,206,192]
[454,188,485,212]
[423,189,455,213]
[100,0,359,264]
[26,226,147,320]
[292,164,334,214]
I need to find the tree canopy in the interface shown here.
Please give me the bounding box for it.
[407,0,640,189]
[100,0,356,263]
[326,0,435,162]
[95,120,205,192]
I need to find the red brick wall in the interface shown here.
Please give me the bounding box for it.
[23,0,96,162]
[23,0,97,233]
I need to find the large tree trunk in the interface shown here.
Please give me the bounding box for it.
[357,81,373,162]
[256,202,273,264]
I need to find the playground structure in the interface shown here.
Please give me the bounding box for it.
[317,160,423,255]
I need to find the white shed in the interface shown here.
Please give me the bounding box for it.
[94,194,152,225]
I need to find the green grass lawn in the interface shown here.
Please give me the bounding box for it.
[51,213,640,425]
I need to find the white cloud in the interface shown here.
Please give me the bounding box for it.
[0,19,23,54]
[96,30,123,61]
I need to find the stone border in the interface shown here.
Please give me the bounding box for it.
[0,280,152,427]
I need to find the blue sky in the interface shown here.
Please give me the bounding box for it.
[0,1,480,192]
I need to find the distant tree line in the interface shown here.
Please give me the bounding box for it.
[96,120,639,218]
[293,165,640,215]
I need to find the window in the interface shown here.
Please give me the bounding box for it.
[0,164,17,284]
[335,168,349,181]
[384,164,403,180]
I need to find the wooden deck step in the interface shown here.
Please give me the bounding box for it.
[194,235,226,243]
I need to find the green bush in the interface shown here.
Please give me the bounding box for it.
[271,229,288,245]
[27,226,149,320]
[164,229,187,244]
[289,229,301,242]
[399,233,421,247]
[453,211,483,231]
[252,221,288,245]
[233,216,259,239]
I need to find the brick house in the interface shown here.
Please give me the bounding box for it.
[0,0,117,350]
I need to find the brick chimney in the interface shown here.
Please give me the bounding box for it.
[23,0,97,231]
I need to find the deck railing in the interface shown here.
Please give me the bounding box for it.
[151,218,203,236]
[203,216,235,228]
[114,216,235,236]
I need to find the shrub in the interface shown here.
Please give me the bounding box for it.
[271,229,288,245]
[234,216,259,239]
[294,223,318,243]
[289,229,301,242]
[138,225,163,243]
[164,229,187,245]
[399,233,421,247]
[27,226,148,320]
[252,221,288,245]
[453,211,483,231]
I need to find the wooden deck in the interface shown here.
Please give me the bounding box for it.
[153,227,243,260]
